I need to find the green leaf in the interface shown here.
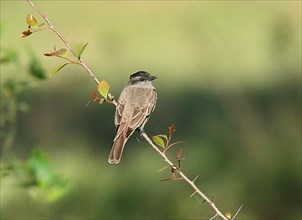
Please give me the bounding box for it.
[157,134,168,140]
[77,42,88,59]
[57,48,67,57]
[152,136,165,149]
[29,58,47,80]
[26,150,69,203]
[26,15,38,27]
[50,63,69,78]
[98,80,110,99]
[29,150,52,186]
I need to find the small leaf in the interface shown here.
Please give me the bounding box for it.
[98,80,110,99]
[157,134,168,141]
[21,30,32,38]
[77,43,88,58]
[152,136,165,149]
[57,49,67,57]
[225,212,232,219]
[44,51,56,57]
[50,63,69,78]
[26,15,38,27]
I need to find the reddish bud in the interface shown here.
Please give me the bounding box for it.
[21,30,32,38]
[93,90,97,99]
[169,124,176,136]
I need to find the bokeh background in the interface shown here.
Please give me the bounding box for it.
[1,1,301,219]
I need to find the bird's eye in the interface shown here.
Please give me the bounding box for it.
[140,78,144,81]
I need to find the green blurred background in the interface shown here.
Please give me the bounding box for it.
[1,1,301,219]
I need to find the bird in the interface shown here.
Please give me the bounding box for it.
[108,71,157,164]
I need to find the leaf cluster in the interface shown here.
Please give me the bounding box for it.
[152,124,184,153]
[1,150,69,203]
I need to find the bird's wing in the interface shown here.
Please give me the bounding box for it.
[114,86,156,140]
[128,87,157,130]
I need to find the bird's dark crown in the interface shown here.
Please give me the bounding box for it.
[129,71,156,84]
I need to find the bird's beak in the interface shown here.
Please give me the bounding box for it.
[150,75,157,81]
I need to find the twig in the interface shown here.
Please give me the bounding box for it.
[141,132,229,220]
[26,1,232,219]
[26,0,116,105]
[56,55,80,65]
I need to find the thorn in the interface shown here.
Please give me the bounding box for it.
[209,213,218,220]
[157,166,169,173]
[193,194,202,204]
[231,203,244,220]
[189,191,197,198]
[135,137,141,143]
[171,177,183,181]
[192,175,199,183]
[85,100,92,107]
[160,177,173,181]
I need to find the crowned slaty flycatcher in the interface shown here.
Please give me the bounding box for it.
[108,71,157,164]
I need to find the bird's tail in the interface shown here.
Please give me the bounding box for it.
[108,133,127,164]
[108,125,129,164]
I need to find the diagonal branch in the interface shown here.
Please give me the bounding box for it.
[26,0,116,105]
[141,132,229,220]
[26,1,233,219]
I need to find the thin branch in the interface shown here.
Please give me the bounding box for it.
[26,1,234,219]
[141,132,229,220]
[56,55,80,64]
[26,0,116,105]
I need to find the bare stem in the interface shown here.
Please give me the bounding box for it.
[56,55,80,64]
[26,0,116,104]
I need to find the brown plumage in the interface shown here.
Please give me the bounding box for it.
[108,71,157,164]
